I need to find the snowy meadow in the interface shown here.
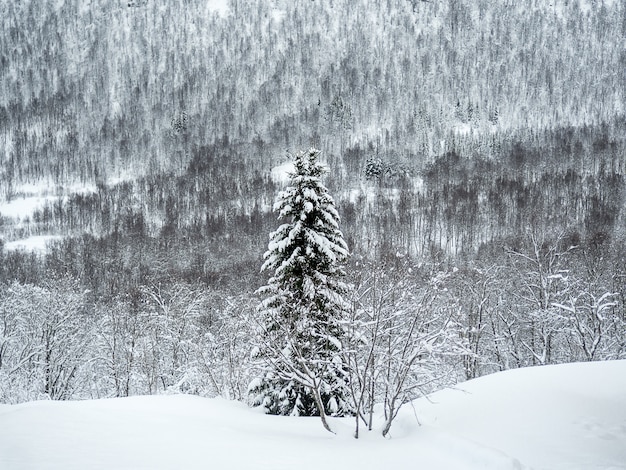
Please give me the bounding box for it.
[1,360,625,470]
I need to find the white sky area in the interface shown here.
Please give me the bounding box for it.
[1,360,624,470]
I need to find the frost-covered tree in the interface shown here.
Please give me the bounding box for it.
[0,279,95,403]
[347,260,467,438]
[249,148,352,431]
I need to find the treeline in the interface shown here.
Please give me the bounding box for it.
[1,230,624,404]
[345,121,626,258]
[1,118,624,294]
[0,142,278,295]
[0,278,255,402]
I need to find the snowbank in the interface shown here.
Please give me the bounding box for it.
[412,360,626,470]
[1,360,624,470]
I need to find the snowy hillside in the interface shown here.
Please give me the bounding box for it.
[1,360,624,470]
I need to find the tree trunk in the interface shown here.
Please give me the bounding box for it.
[311,386,335,434]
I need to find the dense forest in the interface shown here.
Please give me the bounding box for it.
[0,0,624,405]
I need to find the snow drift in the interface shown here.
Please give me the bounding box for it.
[1,360,624,470]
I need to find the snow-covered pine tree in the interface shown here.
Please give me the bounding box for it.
[249,148,352,428]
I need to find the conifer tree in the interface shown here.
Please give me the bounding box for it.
[249,148,352,429]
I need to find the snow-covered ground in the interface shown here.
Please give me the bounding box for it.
[206,0,229,16]
[0,181,99,252]
[0,196,56,221]
[0,181,96,223]
[271,161,296,184]
[2,235,63,253]
[1,360,624,470]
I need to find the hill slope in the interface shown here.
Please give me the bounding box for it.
[1,360,624,470]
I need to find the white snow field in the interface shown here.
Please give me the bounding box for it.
[1,360,625,470]
[3,235,63,253]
